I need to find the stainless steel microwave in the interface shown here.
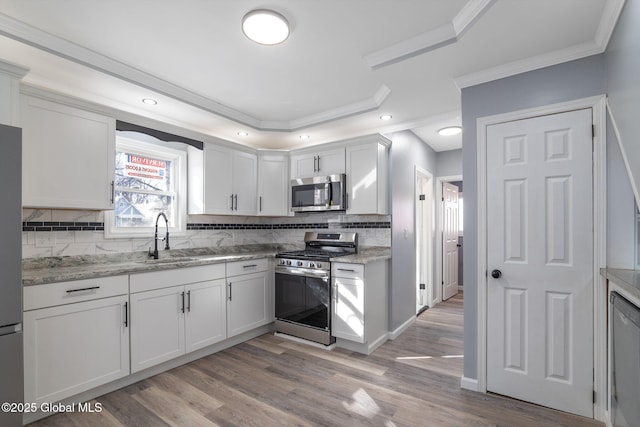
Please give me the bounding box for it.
[291,174,347,212]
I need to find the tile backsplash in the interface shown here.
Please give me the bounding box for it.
[22,209,391,259]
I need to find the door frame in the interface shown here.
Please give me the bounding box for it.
[473,95,607,421]
[436,175,463,305]
[415,166,434,311]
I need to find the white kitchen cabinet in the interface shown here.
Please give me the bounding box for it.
[290,147,345,179]
[257,152,289,216]
[188,143,257,215]
[129,264,227,373]
[346,135,390,214]
[332,261,389,354]
[226,258,274,338]
[20,94,115,209]
[23,276,129,406]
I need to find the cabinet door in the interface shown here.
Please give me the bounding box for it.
[346,143,382,214]
[290,152,317,179]
[24,295,129,405]
[203,144,234,214]
[185,279,227,352]
[130,286,185,373]
[227,272,269,337]
[315,148,345,177]
[257,154,289,216]
[332,277,365,343]
[232,150,257,215]
[21,95,115,209]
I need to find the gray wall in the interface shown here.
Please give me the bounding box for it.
[606,114,636,269]
[605,0,640,203]
[390,130,437,330]
[436,148,462,177]
[461,54,606,380]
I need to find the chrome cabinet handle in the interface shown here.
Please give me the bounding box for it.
[317,155,320,172]
[124,301,128,327]
[337,268,356,272]
[234,194,238,211]
[181,291,185,313]
[228,282,232,301]
[230,194,234,210]
[110,181,115,204]
[313,155,318,172]
[187,290,191,312]
[243,264,258,268]
[66,286,100,293]
[259,196,262,212]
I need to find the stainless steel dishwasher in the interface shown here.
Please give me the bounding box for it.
[610,291,640,427]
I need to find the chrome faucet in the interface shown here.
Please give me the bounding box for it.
[149,212,170,259]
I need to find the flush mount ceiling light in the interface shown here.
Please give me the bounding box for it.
[237,131,249,137]
[380,114,392,121]
[242,9,290,45]
[142,98,157,105]
[437,126,462,136]
[299,135,310,140]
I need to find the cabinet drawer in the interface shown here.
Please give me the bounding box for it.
[226,258,269,277]
[130,263,226,294]
[24,275,128,311]
[332,263,364,280]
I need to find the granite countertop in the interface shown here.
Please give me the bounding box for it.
[23,245,391,286]
[332,246,391,264]
[601,268,640,302]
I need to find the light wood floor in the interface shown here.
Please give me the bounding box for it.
[29,293,603,427]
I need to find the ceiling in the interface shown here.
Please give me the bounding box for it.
[0,0,623,151]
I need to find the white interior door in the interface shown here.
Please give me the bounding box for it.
[486,109,593,417]
[442,182,459,301]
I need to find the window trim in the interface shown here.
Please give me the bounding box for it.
[105,136,187,239]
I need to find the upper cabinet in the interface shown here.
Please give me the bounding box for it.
[346,135,390,215]
[21,94,115,209]
[188,144,257,215]
[290,147,345,179]
[257,152,289,216]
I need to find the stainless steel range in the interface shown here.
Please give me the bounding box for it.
[275,232,358,345]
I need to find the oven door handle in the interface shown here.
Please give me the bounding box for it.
[276,267,329,280]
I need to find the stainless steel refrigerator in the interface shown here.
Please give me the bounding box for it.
[0,124,23,427]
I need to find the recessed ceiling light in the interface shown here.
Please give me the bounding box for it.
[380,114,393,121]
[437,126,462,136]
[242,9,290,45]
[237,131,249,137]
[299,135,310,140]
[142,98,157,105]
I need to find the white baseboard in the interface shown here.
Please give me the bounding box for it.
[460,376,479,392]
[388,315,415,340]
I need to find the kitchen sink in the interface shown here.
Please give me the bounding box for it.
[136,257,197,264]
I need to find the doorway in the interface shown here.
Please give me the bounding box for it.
[415,167,433,314]
[436,175,463,304]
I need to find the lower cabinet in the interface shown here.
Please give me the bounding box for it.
[226,259,274,337]
[24,287,129,406]
[331,261,389,354]
[130,264,227,373]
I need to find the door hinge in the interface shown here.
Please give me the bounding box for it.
[419,194,426,201]
[592,390,596,403]
[592,124,595,138]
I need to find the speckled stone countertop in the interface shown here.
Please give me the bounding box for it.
[601,268,640,302]
[332,246,391,264]
[23,245,391,286]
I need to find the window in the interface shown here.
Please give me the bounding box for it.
[105,135,187,238]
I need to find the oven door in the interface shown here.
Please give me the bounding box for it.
[275,266,331,331]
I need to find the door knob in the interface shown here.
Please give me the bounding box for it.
[491,269,502,279]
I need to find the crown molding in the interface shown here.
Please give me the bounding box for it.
[0,13,391,132]
[454,0,625,89]
[0,58,29,79]
[365,0,495,70]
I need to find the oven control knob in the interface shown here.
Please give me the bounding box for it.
[286,260,292,266]
[316,262,322,269]
[309,262,315,268]
[297,261,303,267]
